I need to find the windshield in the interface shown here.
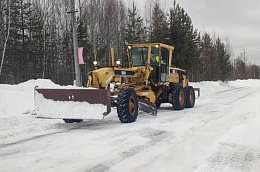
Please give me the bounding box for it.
[130,47,148,66]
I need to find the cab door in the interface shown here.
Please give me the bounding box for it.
[160,48,169,82]
[150,46,160,83]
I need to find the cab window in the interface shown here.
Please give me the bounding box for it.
[131,47,148,66]
[151,47,159,65]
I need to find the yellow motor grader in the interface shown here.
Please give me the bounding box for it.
[34,43,198,123]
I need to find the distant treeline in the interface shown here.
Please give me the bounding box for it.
[0,0,259,85]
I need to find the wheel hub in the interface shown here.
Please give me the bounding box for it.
[190,91,195,104]
[179,92,185,105]
[129,96,136,116]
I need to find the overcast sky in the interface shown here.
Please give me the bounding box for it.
[130,0,260,65]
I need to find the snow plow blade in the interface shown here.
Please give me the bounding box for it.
[34,87,111,120]
[138,99,157,116]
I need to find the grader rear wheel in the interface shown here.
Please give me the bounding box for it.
[117,88,138,123]
[185,86,195,108]
[172,86,186,110]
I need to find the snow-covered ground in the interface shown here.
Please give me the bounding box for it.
[0,79,260,172]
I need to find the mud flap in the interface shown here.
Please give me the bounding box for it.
[34,87,111,120]
[138,99,157,116]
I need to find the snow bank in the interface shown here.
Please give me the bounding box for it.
[229,79,260,87]
[0,79,95,118]
[17,79,59,89]
[1,78,259,117]
[1,79,260,171]
[190,79,260,97]
[0,79,61,117]
[0,79,107,144]
[190,80,231,96]
[35,94,107,120]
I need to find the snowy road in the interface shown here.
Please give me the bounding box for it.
[0,80,260,172]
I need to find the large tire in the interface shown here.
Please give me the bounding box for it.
[172,86,186,110]
[185,86,195,108]
[117,88,138,123]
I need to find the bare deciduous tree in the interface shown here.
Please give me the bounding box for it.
[0,0,11,77]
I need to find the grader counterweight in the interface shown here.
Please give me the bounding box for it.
[34,43,198,123]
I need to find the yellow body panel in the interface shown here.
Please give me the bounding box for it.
[88,68,114,88]
[136,90,156,103]
[169,73,180,83]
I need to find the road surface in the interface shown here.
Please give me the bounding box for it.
[0,80,260,172]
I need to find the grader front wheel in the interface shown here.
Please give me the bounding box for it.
[117,88,138,123]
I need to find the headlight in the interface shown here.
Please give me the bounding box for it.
[116,60,121,65]
[93,61,98,65]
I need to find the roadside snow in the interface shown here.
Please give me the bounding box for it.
[0,79,260,172]
[36,94,106,119]
[0,80,63,145]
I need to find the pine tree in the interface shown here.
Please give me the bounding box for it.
[150,2,168,43]
[215,37,231,81]
[201,33,232,81]
[168,1,201,81]
[234,58,246,79]
[26,0,45,80]
[200,32,213,80]
[1,0,33,83]
[125,2,145,44]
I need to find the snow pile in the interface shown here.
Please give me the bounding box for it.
[1,79,260,172]
[190,80,231,96]
[0,79,64,117]
[0,79,96,118]
[35,93,106,120]
[0,79,78,145]
[17,79,59,89]
[229,79,260,87]
[1,78,258,118]
[190,79,260,97]
[0,79,108,145]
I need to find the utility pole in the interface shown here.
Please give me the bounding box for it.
[70,0,81,86]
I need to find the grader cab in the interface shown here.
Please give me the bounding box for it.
[34,43,198,123]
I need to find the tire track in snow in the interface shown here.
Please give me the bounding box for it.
[213,86,246,95]
[1,85,258,172]
[85,128,172,172]
[0,86,247,150]
[191,87,260,172]
[92,86,257,172]
[201,144,260,172]
[125,86,260,172]
[0,131,68,150]
[101,86,258,172]
[0,119,118,149]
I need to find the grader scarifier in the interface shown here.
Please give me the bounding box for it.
[34,43,198,123]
